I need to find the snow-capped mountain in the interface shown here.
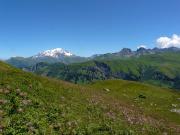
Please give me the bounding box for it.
[33,48,73,58]
[6,48,87,68]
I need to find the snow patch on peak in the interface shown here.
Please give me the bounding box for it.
[34,48,73,58]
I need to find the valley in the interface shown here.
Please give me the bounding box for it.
[10,48,180,90]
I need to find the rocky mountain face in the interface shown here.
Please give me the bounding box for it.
[94,47,180,59]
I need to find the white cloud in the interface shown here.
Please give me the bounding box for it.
[137,45,147,49]
[156,34,180,48]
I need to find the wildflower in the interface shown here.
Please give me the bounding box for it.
[0,125,4,132]
[22,99,32,105]
[0,99,8,105]
[28,126,35,132]
[103,88,110,92]
[4,89,10,94]
[26,122,33,127]
[172,104,177,107]
[0,89,3,93]
[0,110,3,116]
[6,85,11,89]
[19,92,27,97]
[16,89,21,94]
[29,84,32,89]
[17,108,24,113]
[53,124,60,130]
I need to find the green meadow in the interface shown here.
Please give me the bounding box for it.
[0,61,180,134]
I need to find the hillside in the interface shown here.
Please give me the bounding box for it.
[0,61,180,134]
[29,52,180,89]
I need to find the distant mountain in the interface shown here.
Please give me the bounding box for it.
[33,48,73,58]
[94,47,180,60]
[6,48,88,68]
[6,47,180,68]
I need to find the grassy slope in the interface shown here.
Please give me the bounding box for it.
[86,80,180,134]
[86,80,180,123]
[0,61,180,134]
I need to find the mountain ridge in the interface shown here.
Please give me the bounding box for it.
[6,47,180,66]
[7,46,180,60]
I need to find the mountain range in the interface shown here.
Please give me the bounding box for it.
[5,47,180,90]
[6,47,180,68]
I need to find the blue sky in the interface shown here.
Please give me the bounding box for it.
[0,0,180,59]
